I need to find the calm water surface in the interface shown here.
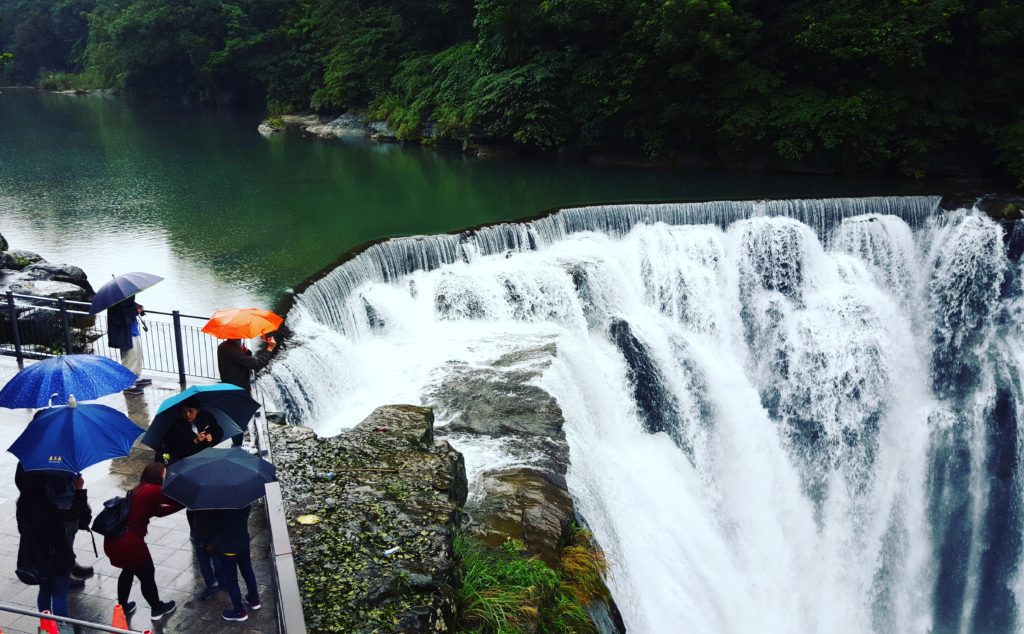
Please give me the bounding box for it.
[0,89,956,314]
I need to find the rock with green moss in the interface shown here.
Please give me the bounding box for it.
[271,405,467,633]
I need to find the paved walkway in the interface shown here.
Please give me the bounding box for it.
[0,358,279,633]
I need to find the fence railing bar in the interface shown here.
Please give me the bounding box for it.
[0,602,147,634]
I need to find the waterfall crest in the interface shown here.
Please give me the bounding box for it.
[264,196,1024,633]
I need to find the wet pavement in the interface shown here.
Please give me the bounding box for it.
[0,358,279,633]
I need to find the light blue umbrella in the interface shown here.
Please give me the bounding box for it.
[8,397,143,473]
[0,355,138,408]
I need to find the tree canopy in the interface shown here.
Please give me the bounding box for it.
[2,0,1022,183]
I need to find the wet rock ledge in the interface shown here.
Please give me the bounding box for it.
[271,405,467,633]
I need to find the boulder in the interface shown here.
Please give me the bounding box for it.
[306,113,369,139]
[369,121,399,142]
[257,122,278,137]
[24,262,93,293]
[0,232,7,252]
[465,468,573,567]
[280,113,323,128]
[271,405,466,633]
[0,249,45,270]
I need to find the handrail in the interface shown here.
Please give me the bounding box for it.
[253,390,308,634]
[0,602,150,634]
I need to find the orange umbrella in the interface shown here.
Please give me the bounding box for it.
[202,307,283,340]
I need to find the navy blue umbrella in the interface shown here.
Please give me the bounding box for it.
[0,355,138,408]
[141,384,257,450]
[89,271,163,314]
[8,398,144,473]
[162,447,276,509]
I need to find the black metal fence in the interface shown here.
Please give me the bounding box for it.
[1,291,219,384]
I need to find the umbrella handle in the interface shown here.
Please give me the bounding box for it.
[87,529,98,558]
[138,316,149,333]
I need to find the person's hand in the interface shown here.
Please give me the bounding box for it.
[136,304,144,314]
[73,476,84,490]
[267,336,276,352]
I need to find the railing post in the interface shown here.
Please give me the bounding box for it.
[58,298,73,354]
[6,290,23,366]
[172,310,187,387]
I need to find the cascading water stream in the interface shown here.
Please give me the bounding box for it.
[261,196,1024,633]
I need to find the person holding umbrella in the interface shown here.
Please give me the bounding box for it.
[158,398,224,465]
[90,272,164,395]
[16,467,90,618]
[103,462,182,622]
[162,447,276,622]
[205,308,282,445]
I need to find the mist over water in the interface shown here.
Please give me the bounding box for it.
[263,196,1024,633]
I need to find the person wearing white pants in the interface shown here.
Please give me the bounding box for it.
[107,299,150,394]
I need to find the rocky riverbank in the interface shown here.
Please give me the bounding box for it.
[0,231,96,354]
[271,402,623,633]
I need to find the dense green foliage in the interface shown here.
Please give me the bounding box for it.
[2,0,1023,181]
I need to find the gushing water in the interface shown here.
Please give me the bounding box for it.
[262,196,1024,633]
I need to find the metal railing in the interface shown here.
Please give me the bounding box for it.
[0,603,151,633]
[1,291,219,385]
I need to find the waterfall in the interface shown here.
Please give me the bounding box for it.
[262,195,1024,633]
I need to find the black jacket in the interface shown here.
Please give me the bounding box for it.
[210,506,252,555]
[217,340,271,390]
[159,411,223,464]
[17,469,90,579]
[106,300,139,350]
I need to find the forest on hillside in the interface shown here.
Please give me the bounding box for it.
[1,0,1022,183]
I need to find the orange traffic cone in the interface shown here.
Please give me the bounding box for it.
[111,603,128,630]
[37,610,58,634]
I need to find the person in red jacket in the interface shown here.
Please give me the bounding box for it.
[103,462,183,623]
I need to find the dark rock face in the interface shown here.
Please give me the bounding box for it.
[271,405,466,633]
[467,468,574,567]
[1,249,45,270]
[24,262,94,293]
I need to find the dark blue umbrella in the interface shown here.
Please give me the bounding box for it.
[141,383,257,449]
[0,355,138,408]
[89,271,163,314]
[162,447,276,509]
[8,398,144,473]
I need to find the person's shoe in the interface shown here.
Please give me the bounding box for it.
[71,563,94,578]
[200,583,221,600]
[244,595,261,611]
[150,600,176,622]
[221,608,248,622]
[122,386,145,396]
[134,378,153,387]
[68,576,85,589]
[122,601,137,617]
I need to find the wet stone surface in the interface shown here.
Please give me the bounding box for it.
[271,405,467,633]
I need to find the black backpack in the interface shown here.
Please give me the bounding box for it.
[91,492,133,538]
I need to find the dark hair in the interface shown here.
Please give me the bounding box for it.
[181,396,200,409]
[139,462,166,485]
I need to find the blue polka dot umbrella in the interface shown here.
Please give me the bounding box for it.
[0,354,138,408]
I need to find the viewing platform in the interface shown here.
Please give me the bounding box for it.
[0,356,284,633]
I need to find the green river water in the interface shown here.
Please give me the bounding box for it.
[0,88,957,315]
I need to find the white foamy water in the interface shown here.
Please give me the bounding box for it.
[262,197,1024,633]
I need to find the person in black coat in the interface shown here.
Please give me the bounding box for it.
[209,505,260,622]
[16,469,91,617]
[158,401,223,465]
[156,400,224,596]
[217,337,276,445]
[216,337,276,392]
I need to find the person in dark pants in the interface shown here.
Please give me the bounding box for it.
[210,505,260,622]
[16,469,91,617]
[103,463,182,622]
[217,336,276,445]
[156,401,224,598]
